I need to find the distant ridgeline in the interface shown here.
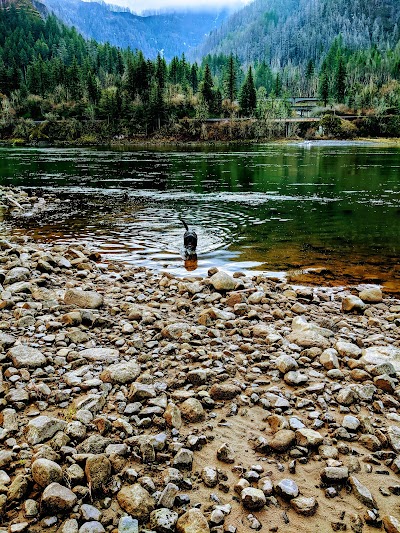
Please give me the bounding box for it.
[0,0,400,144]
[41,0,231,61]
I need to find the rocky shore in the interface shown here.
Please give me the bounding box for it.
[1,187,400,533]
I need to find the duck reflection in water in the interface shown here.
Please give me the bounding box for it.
[184,252,198,271]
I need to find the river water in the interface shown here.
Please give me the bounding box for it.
[0,141,399,290]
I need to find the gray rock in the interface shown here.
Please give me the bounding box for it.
[117,484,155,520]
[173,448,193,470]
[216,442,235,463]
[296,428,323,447]
[79,348,119,363]
[291,496,318,516]
[100,360,140,384]
[320,467,349,483]
[32,458,62,488]
[78,523,105,533]
[320,348,340,370]
[150,508,179,532]
[349,476,376,508]
[202,467,218,487]
[342,415,360,431]
[4,267,30,285]
[85,454,111,492]
[158,483,179,509]
[388,426,400,453]
[180,398,205,422]
[118,517,139,533]
[8,345,46,368]
[26,416,67,445]
[284,370,308,386]
[275,479,299,500]
[361,346,400,372]
[64,289,103,309]
[42,483,77,511]
[275,354,298,373]
[241,488,266,510]
[59,519,79,533]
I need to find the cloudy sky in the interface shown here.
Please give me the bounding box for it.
[102,0,251,14]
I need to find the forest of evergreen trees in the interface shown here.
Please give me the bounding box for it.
[1,3,400,143]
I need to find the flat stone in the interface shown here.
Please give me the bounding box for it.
[42,483,77,511]
[349,476,376,508]
[100,360,140,384]
[79,348,119,363]
[321,467,349,483]
[296,428,323,447]
[7,345,46,368]
[64,289,103,309]
[117,484,155,520]
[161,323,191,340]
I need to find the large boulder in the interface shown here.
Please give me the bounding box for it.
[32,459,63,488]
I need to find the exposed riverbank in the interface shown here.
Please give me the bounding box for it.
[1,187,400,533]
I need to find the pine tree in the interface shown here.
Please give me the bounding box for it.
[201,63,214,110]
[223,53,237,102]
[239,66,257,116]
[335,54,346,103]
[190,64,199,93]
[319,70,329,106]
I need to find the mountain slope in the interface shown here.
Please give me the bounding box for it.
[0,0,46,16]
[42,0,229,60]
[194,0,400,67]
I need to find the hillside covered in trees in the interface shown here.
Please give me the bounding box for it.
[194,0,400,68]
[0,0,400,144]
[42,0,230,61]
